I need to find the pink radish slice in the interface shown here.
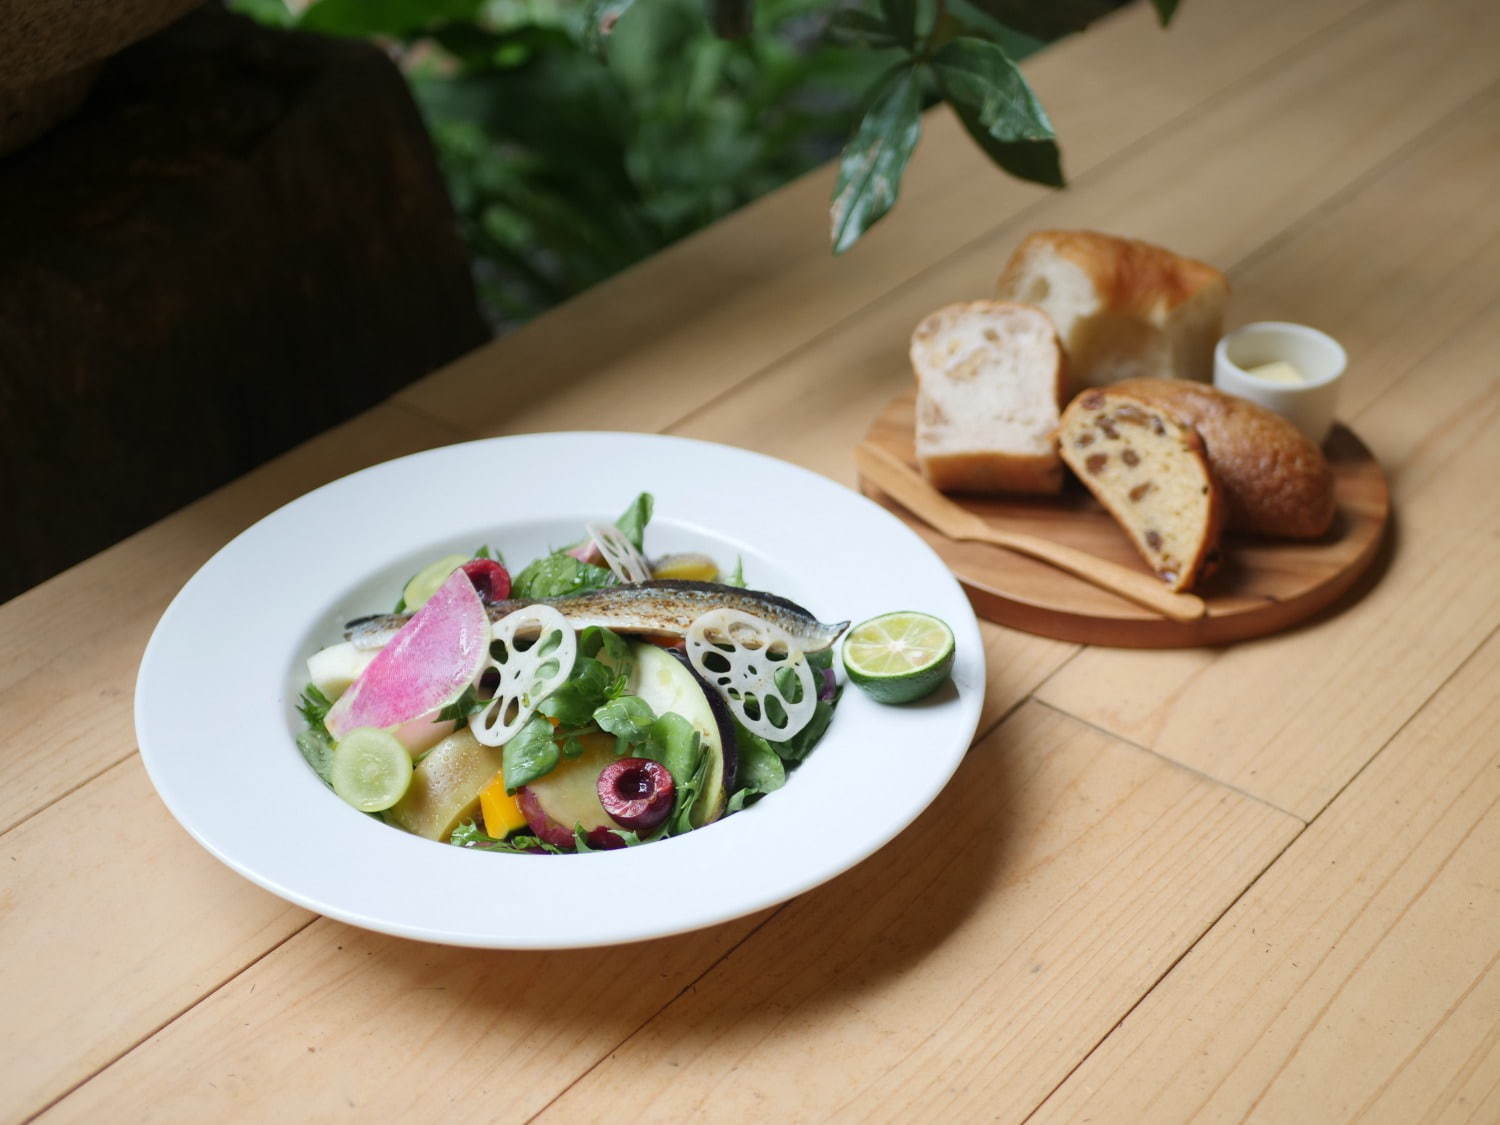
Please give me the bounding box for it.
[326,569,489,752]
[566,540,603,565]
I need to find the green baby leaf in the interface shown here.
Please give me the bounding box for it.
[539,656,617,727]
[932,37,1063,188]
[593,694,658,745]
[502,715,561,794]
[436,684,484,724]
[296,728,336,786]
[830,64,924,254]
[644,711,703,788]
[613,492,654,550]
[512,553,613,599]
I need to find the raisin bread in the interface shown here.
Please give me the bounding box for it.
[1058,387,1226,591]
[911,301,1066,495]
[1108,378,1335,538]
[996,230,1228,387]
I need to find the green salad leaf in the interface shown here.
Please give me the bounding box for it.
[436,684,484,724]
[593,694,657,749]
[613,492,653,550]
[501,714,561,793]
[511,554,613,599]
[295,685,337,785]
[644,711,702,788]
[726,556,746,587]
[578,625,632,671]
[539,656,620,727]
[451,821,565,854]
[472,544,505,566]
[510,492,654,598]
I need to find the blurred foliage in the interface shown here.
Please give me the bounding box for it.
[232,0,1175,329]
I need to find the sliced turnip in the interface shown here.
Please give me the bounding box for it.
[516,732,626,850]
[585,521,652,584]
[469,604,576,747]
[685,608,816,742]
[306,641,379,699]
[325,568,489,753]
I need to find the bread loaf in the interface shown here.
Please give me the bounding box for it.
[996,230,1228,387]
[1108,378,1336,538]
[1058,387,1226,591]
[911,301,1066,494]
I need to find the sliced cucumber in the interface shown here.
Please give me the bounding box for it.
[330,727,413,812]
[401,554,470,612]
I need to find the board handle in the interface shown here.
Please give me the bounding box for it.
[973,526,1206,623]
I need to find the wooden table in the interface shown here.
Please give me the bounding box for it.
[5,0,1498,1118]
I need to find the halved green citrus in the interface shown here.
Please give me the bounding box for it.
[842,612,956,704]
[330,727,413,812]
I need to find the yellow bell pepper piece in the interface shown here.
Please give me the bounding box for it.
[479,769,529,837]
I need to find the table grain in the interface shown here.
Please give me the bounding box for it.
[5,0,1498,1119]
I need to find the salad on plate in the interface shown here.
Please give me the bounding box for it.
[295,493,865,854]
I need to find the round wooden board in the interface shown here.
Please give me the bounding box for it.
[858,391,1391,648]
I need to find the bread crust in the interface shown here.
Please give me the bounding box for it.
[998,230,1228,320]
[1108,377,1336,538]
[912,300,1067,495]
[1059,389,1226,592]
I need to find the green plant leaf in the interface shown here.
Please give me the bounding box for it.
[830,64,924,254]
[502,715,561,793]
[613,492,654,549]
[826,8,902,49]
[227,0,294,28]
[707,0,754,38]
[956,0,1117,41]
[877,0,918,47]
[584,0,640,57]
[1150,0,1181,26]
[931,37,1064,187]
[299,0,486,37]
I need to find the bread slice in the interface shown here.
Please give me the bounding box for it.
[996,230,1228,387]
[1058,387,1226,591]
[911,301,1066,495]
[1108,378,1336,538]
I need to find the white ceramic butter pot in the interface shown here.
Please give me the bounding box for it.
[1213,321,1346,445]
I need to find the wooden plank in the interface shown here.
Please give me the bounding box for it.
[35,911,774,1122]
[508,703,1300,1122]
[0,757,311,1122]
[1035,141,1500,816]
[1032,627,1500,1124]
[15,608,1063,1123]
[390,0,1378,440]
[41,704,1300,1124]
[665,0,1500,490]
[0,404,462,835]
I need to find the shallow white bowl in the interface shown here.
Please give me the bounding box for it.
[135,433,985,949]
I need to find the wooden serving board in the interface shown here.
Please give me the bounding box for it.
[858,391,1390,648]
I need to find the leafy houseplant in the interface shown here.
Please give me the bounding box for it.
[234,0,1180,327]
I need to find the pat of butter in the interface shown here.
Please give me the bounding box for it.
[1244,360,1306,385]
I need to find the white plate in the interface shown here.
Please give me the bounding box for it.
[135,433,985,948]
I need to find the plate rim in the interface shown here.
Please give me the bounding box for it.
[135,431,986,948]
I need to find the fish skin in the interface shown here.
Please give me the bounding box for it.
[345,580,849,653]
